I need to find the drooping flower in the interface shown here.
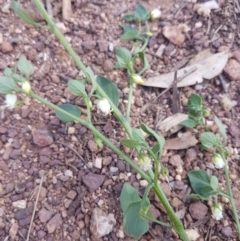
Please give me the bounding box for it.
[131,74,144,85]
[138,154,152,171]
[5,94,17,109]
[212,153,225,169]
[211,203,223,220]
[22,81,31,93]
[150,9,161,20]
[97,98,112,116]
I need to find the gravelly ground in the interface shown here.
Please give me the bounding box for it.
[0,0,240,240]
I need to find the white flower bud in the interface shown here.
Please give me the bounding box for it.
[150,9,161,20]
[138,155,152,171]
[131,74,144,85]
[211,203,223,220]
[212,153,225,169]
[22,81,31,93]
[5,94,17,109]
[97,98,111,115]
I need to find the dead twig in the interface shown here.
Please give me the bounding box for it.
[142,67,197,112]
[26,172,45,241]
[56,141,86,163]
[219,74,228,93]
[174,2,187,18]
[172,71,179,114]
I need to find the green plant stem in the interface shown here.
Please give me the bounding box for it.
[33,0,133,138]
[126,81,134,121]
[220,152,240,237]
[147,170,190,241]
[29,91,151,182]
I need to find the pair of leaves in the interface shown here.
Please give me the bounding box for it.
[124,4,149,22]
[120,183,150,240]
[188,170,219,200]
[181,94,203,128]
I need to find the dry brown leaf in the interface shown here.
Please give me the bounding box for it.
[143,51,229,88]
[156,113,188,136]
[164,132,198,150]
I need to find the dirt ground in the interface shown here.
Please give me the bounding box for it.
[0,0,240,240]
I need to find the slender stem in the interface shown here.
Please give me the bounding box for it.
[29,91,151,182]
[33,0,87,75]
[221,150,240,237]
[33,0,133,139]
[126,81,134,121]
[84,97,91,122]
[147,171,189,241]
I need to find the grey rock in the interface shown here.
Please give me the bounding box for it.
[47,213,63,233]
[39,208,53,223]
[67,190,77,200]
[221,226,233,237]
[1,41,13,53]
[15,183,26,194]
[97,40,108,52]
[82,172,105,192]
[10,149,21,159]
[15,206,33,220]
[169,154,183,167]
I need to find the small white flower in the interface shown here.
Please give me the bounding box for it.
[150,9,161,20]
[22,81,31,93]
[211,203,223,220]
[212,153,225,169]
[131,74,144,85]
[97,98,112,116]
[138,155,152,171]
[5,94,17,109]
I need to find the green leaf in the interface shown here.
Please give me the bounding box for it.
[121,31,141,42]
[180,119,197,128]
[187,93,202,117]
[135,4,148,21]
[4,68,13,77]
[140,124,165,155]
[12,1,40,26]
[132,128,145,143]
[121,139,140,148]
[185,194,203,200]
[96,75,119,107]
[124,14,135,21]
[115,47,133,70]
[214,116,227,142]
[56,104,81,122]
[122,25,139,34]
[68,79,87,97]
[188,170,216,200]
[151,143,161,156]
[120,183,141,213]
[17,55,34,78]
[210,176,219,190]
[124,200,149,239]
[0,76,17,94]
[200,132,219,149]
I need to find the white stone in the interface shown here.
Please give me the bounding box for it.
[68,127,75,134]
[64,170,73,177]
[12,200,27,209]
[56,22,67,34]
[140,180,148,187]
[186,229,200,241]
[195,22,202,28]
[90,208,116,238]
[94,157,102,169]
[110,166,118,173]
